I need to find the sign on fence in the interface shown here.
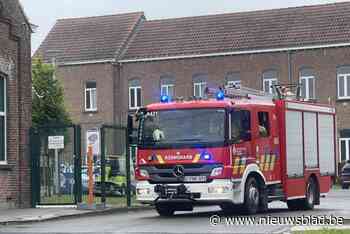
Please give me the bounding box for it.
[48,136,64,149]
[86,129,100,155]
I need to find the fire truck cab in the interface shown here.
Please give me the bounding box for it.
[135,85,336,216]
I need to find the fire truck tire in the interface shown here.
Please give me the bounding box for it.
[258,186,268,213]
[243,177,260,215]
[342,184,349,189]
[286,199,303,210]
[220,203,242,214]
[155,204,175,217]
[287,179,316,210]
[302,179,316,210]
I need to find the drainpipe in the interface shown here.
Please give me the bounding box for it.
[112,62,117,125]
[287,50,292,83]
[112,61,123,125]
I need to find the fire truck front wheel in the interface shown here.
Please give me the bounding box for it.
[243,177,260,215]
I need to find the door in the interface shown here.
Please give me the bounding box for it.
[254,110,280,182]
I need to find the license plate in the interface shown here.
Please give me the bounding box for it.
[184,176,207,182]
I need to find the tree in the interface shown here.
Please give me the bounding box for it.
[32,58,71,128]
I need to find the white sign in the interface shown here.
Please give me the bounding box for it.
[86,129,100,155]
[48,136,64,149]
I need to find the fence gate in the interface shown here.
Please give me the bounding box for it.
[97,125,134,208]
[30,125,82,206]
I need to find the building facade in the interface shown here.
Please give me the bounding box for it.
[37,2,350,164]
[0,0,32,208]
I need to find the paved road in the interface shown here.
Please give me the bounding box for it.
[1,189,349,234]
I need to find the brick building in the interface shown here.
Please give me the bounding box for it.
[37,2,350,163]
[0,0,33,208]
[35,12,144,154]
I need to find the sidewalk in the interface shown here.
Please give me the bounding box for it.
[0,206,151,225]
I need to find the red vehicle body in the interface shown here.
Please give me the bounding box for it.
[135,88,336,216]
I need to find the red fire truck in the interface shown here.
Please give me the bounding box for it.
[135,85,336,216]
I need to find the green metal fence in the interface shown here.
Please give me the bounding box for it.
[30,125,82,207]
[31,124,139,208]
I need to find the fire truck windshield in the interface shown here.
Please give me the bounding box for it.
[139,108,226,147]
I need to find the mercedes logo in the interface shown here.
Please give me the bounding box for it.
[173,165,185,178]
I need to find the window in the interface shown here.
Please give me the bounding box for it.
[299,68,316,100]
[0,75,6,164]
[129,79,142,110]
[227,80,241,88]
[231,110,251,142]
[193,73,208,98]
[85,81,97,111]
[140,109,225,146]
[262,70,278,94]
[258,112,270,137]
[161,84,174,97]
[160,76,175,98]
[340,138,350,162]
[193,82,206,98]
[226,72,241,88]
[337,66,350,99]
[129,86,142,109]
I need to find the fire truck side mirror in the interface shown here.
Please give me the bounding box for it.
[127,114,133,131]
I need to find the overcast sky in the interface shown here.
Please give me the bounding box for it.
[20,0,348,53]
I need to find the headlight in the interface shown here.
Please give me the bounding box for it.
[210,167,223,177]
[136,167,150,180]
[208,185,230,194]
[137,188,150,195]
[140,169,149,178]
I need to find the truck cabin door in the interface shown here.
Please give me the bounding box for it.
[253,109,280,182]
[230,109,252,177]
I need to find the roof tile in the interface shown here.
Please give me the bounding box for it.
[35,12,144,63]
[123,2,350,60]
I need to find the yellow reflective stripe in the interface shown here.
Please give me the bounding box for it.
[192,154,201,163]
[260,155,265,171]
[239,158,246,174]
[232,157,240,175]
[156,155,165,164]
[264,154,271,171]
[270,154,276,171]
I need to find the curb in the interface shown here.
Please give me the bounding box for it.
[0,206,154,226]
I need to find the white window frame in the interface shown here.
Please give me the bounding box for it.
[340,138,350,162]
[227,80,241,88]
[193,81,206,98]
[0,77,6,165]
[129,86,142,110]
[300,75,315,100]
[161,84,174,97]
[337,73,350,100]
[263,78,277,94]
[85,82,97,112]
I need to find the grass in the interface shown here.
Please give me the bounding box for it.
[40,194,143,207]
[294,229,350,234]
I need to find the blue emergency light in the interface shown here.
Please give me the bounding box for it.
[216,91,225,100]
[160,95,169,103]
[200,151,212,160]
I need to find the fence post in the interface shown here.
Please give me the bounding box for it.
[125,126,131,208]
[74,125,82,204]
[30,128,39,208]
[87,145,94,206]
[100,126,106,204]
